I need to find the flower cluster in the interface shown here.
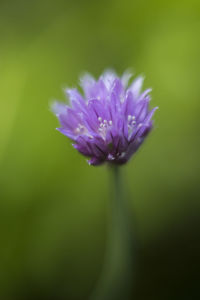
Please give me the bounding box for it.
[52,70,157,165]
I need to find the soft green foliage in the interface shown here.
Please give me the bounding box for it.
[0,0,200,299]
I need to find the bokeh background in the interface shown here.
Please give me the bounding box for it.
[0,0,200,299]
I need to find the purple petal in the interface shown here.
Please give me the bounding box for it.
[121,70,132,88]
[111,78,124,96]
[101,69,116,90]
[51,101,68,115]
[135,99,149,122]
[122,91,134,116]
[58,108,80,130]
[129,76,144,99]
[72,143,92,156]
[87,157,104,166]
[65,88,86,112]
[80,73,95,98]
[57,128,76,140]
[88,99,109,120]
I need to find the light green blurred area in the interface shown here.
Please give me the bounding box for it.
[0,0,200,299]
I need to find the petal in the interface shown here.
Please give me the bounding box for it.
[135,99,149,122]
[87,157,104,166]
[143,106,158,124]
[72,143,92,156]
[129,76,144,99]
[122,91,134,116]
[92,136,108,153]
[134,98,150,119]
[120,139,142,162]
[80,73,95,98]
[137,88,152,101]
[76,136,93,154]
[84,80,108,102]
[100,69,117,90]
[57,128,76,140]
[88,99,109,120]
[65,88,86,112]
[59,108,80,130]
[111,78,124,96]
[130,107,158,141]
[89,143,106,158]
[106,127,120,154]
[51,101,68,116]
[121,70,132,88]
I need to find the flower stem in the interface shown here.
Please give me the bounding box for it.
[91,165,135,300]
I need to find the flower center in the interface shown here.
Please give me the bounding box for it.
[98,117,112,139]
[75,123,86,135]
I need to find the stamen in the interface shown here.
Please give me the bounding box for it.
[128,115,132,121]
[108,120,112,126]
[98,119,112,140]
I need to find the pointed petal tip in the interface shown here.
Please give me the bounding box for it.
[149,106,159,117]
[64,87,70,96]
[87,157,103,166]
[87,159,92,166]
[79,72,95,84]
[64,87,76,95]
[51,101,67,115]
[129,75,146,98]
[101,68,117,77]
[121,69,133,87]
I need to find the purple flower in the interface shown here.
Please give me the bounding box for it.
[52,70,158,165]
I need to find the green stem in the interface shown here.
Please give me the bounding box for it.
[91,166,135,300]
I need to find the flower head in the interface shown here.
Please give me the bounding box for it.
[52,70,158,165]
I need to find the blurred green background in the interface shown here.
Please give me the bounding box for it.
[0,0,200,299]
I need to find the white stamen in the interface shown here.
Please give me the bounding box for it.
[138,123,143,128]
[98,117,102,122]
[76,128,80,133]
[100,123,104,128]
[132,116,135,120]
[108,154,115,160]
[108,120,112,126]
[128,115,132,121]
[132,121,136,125]
[103,120,107,124]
